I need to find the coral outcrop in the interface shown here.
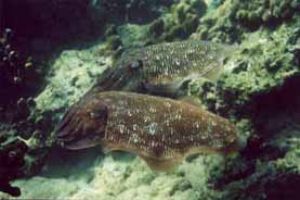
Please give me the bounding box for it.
[196,0,300,43]
[146,0,207,42]
[188,1,300,199]
[0,28,47,196]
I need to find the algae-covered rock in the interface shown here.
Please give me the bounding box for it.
[195,0,300,43]
[188,2,300,199]
[104,0,208,50]
[35,43,111,114]
[117,24,151,48]
[196,20,300,117]
[149,0,207,42]
[7,152,223,200]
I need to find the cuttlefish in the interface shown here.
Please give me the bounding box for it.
[92,40,235,98]
[56,91,238,171]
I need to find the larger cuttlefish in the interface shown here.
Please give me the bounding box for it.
[92,40,235,98]
[56,91,238,171]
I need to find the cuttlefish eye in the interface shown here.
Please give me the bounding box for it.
[127,59,143,72]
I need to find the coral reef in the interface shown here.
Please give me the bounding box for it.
[155,0,207,41]
[3,151,223,200]
[188,1,300,199]
[0,29,227,199]
[1,0,300,199]
[35,43,111,114]
[104,0,208,50]
[196,0,300,43]
[195,22,300,116]
[0,27,62,197]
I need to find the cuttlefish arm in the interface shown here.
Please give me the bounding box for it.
[56,96,109,150]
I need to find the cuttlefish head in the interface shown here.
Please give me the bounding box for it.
[55,95,108,150]
[96,57,144,91]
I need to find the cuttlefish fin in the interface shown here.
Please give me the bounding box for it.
[139,154,183,172]
[141,82,183,98]
[62,135,101,150]
[179,96,203,107]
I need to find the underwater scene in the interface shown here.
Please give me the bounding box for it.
[0,0,300,199]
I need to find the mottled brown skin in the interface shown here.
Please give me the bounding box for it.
[56,91,238,171]
[93,40,235,98]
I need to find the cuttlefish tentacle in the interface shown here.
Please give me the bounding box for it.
[57,110,79,137]
[57,118,84,143]
[56,91,238,171]
[56,105,76,131]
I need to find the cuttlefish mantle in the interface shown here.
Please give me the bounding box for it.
[56,91,238,171]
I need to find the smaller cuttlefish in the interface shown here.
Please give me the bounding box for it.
[56,91,238,171]
[92,40,235,98]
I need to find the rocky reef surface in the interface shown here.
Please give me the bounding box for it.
[0,0,300,199]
